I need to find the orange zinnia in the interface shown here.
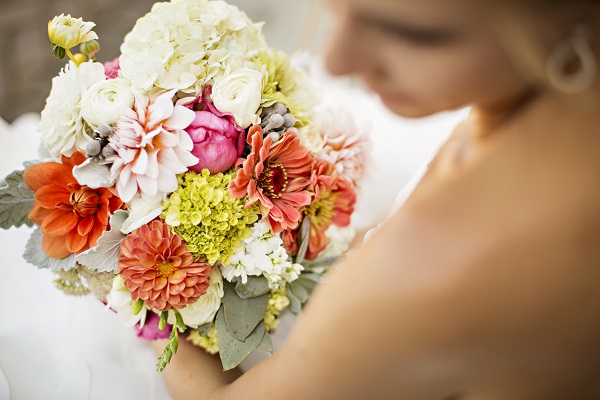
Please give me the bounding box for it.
[24,153,124,259]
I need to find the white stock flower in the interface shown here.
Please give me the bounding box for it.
[212,68,263,128]
[40,61,106,159]
[119,0,267,93]
[221,221,303,288]
[81,78,134,128]
[48,14,98,49]
[106,275,147,328]
[168,268,224,328]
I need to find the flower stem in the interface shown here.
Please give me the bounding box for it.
[65,48,81,66]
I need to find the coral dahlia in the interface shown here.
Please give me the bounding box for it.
[229,126,313,233]
[118,220,213,311]
[24,153,124,259]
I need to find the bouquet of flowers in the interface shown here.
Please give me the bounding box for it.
[0,0,369,371]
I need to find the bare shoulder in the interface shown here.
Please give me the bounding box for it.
[230,139,600,399]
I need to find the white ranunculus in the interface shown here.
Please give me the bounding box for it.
[211,68,263,128]
[168,269,224,328]
[40,61,106,159]
[106,275,147,328]
[81,78,134,128]
[48,14,98,49]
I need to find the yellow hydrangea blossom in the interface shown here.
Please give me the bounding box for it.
[264,287,291,331]
[188,325,219,355]
[252,49,314,127]
[162,170,259,265]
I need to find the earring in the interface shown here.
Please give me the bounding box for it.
[547,26,597,94]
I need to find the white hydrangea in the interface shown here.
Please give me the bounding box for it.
[119,0,267,94]
[40,61,106,159]
[221,220,303,289]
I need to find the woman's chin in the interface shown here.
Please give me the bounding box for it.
[378,95,438,119]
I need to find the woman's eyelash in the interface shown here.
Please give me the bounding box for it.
[361,16,452,45]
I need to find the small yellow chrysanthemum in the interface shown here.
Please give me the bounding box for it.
[48,14,98,50]
[162,170,259,265]
[188,325,219,355]
[264,287,290,331]
[252,49,315,127]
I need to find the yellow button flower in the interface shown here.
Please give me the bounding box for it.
[48,14,98,50]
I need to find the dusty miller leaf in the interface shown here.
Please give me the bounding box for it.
[197,322,212,337]
[295,217,311,264]
[235,275,271,299]
[216,306,266,371]
[23,227,77,271]
[75,211,128,272]
[223,281,269,341]
[0,166,36,229]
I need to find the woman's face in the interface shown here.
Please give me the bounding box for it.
[326,0,535,117]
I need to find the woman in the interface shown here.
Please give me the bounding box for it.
[156,0,600,398]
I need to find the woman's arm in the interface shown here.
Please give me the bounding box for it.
[153,203,486,400]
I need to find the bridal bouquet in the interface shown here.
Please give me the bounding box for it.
[0,0,370,371]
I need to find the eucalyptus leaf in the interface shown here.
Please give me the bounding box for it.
[295,217,311,264]
[23,228,77,271]
[223,281,269,341]
[216,306,266,371]
[287,290,303,314]
[235,276,270,299]
[257,329,273,353]
[197,322,212,337]
[0,167,35,229]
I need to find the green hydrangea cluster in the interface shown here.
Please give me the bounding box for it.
[264,287,290,331]
[162,169,259,265]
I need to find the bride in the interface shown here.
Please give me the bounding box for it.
[88,0,600,397]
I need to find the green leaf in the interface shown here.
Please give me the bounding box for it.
[287,289,303,314]
[157,325,179,372]
[0,167,35,229]
[257,329,273,353]
[216,306,266,371]
[197,322,212,337]
[159,311,169,331]
[295,217,311,264]
[288,281,310,304]
[23,228,77,271]
[131,299,144,315]
[235,275,270,299]
[223,281,269,341]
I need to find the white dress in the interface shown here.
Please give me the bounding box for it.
[0,90,465,399]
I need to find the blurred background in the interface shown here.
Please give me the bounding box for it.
[0,0,331,122]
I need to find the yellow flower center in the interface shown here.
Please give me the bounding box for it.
[156,262,176,278]
[303,191,336,230]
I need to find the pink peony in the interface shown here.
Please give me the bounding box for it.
[104,58,120,79]
[183,87,245,174]
[135,312,171,340]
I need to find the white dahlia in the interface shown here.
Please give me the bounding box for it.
[108,90,198,203]
[40,61,106,159]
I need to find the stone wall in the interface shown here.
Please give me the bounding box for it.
[0,0,329,122]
